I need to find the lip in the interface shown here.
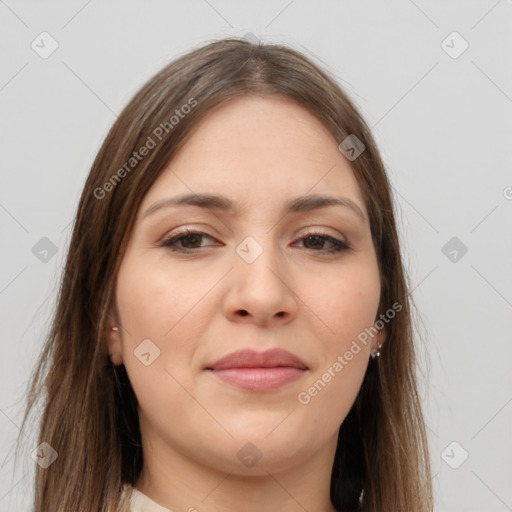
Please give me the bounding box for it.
[205,348,308,392]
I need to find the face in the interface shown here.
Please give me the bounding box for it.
[108,96,383,476]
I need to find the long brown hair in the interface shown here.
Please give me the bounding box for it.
[17,37,433,511]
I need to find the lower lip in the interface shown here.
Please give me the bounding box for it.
[209,367,306,391]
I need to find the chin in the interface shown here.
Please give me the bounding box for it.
[203,430,314,476]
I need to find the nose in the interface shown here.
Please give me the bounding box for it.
[222,237,299,327]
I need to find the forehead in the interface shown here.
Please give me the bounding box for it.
[139,95,366,217]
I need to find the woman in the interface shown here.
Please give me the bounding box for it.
[18,37,433,511]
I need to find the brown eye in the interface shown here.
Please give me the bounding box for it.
[161,229,218,252]
[294,232,350,254]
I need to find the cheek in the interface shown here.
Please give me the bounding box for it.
[299,257,381,348]
[115,252,201,337]
[114,256,197,424]
[114,251,214,390]
[295,268,378,430]
[300,259,380,423]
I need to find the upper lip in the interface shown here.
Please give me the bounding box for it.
[206,348,308,371]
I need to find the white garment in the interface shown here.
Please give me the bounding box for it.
[123,484,173,512]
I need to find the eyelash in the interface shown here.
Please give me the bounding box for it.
[160,228,350,255]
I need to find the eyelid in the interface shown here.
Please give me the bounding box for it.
[160,225,347,243]
[159,227,219,246]
[159,225,217,242]
[299,226,348,243]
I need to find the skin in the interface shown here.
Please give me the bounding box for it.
[105,96,385,512]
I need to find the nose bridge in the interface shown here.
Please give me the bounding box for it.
[234,233,283,287]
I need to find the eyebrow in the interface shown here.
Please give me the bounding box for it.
[142,192,366,223]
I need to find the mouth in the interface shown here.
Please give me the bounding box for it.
[205,348,308,392]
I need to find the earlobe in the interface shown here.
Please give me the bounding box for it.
[370,327,387,359]
[104,313,123,365]
[109,351,123,366]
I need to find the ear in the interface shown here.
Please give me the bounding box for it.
[104,310,123,366]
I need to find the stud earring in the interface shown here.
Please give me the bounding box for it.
[112,326,118,331]
[370,342,382,359]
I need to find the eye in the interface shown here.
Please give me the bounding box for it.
[160,228,218,252]
[292,231,350,254]
[160,228,351,255]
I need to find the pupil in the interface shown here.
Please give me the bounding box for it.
[306,236,322,249]
[184,234,200,248]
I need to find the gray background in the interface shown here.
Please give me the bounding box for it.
[1,1,511,511]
